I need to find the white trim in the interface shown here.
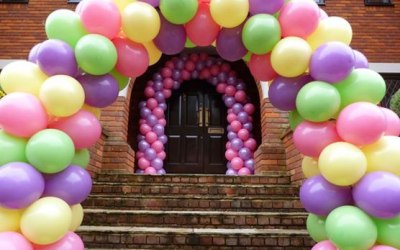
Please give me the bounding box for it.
[369,63,400,74]
[118,84,129,97]
[260,81,269,99]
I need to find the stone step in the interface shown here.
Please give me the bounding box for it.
[91,182,299,197]
[94,173,292,185]
[83,209,307,229]
[78,226,314,249]
[83,195,303,212]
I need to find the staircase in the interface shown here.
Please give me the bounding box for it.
[78,172,314,249]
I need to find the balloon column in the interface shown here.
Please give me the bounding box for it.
[136,53,257,176]
[0,0,398,249]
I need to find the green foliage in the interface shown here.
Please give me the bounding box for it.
[390,89,400,116]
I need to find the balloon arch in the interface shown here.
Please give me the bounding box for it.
[0,0,400,249]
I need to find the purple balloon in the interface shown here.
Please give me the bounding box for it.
[138,140,150,151]
[43,165,92,205]
[141,107,151,118]
[153,124,165,136]
[269,75,313,111]
[243,122,253,131]
[147,114,158,127]
[159,103,167,111]
[136,169,145,174]
[78,74,119,108]
[216,25,248,62]
[154,16,186,55]
[172,70,181,80]
[226,168,238,176]
[237,111,249,123]
[300,175,353,216]
[196,62,204,71]
[139,101,147,109]
[224,96,236,108]
[138,0,159,7]
[159,135,168,144]
[227,131,237,140]
[155,91,166,103]
[244,159,255,170]
[191,70,199,79]
[153,73,163,82]
[151,158,164,170]
[232,103,243,114]
[239,148,252,161]
[236,82,246,90]
[145,148,157,161]
[174,59,184,70]
[154,81,164,91]
[172,80,181,90]
[0,162,44,209]
[249,0,285,15]
[137,135,145,141]
[227,76,237,85]
[37,39,78,76]
[218,72,228,82]
[310,42,355,83]
[231,138,244,151]
[353,171,400,218]
[28,42,42,63]
[157,168,166,175]
[209,77,219,86]
[353,50,369,69]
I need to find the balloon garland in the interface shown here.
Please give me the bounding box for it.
[0,0,398,249]
[136,53,257,175]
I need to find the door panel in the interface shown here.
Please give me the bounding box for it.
[165,80,227,174]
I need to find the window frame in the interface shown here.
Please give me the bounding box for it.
[315,0,325,5]
[0,0,28,3]
[364,0,394,6]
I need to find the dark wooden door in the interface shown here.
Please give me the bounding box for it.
[165,80,227,174]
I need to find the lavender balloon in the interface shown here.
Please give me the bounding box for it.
[244,159,255,170]
[231,138,244,151]
[249,0,285,15]
[353,50,369,69]
[227,131,237,140]
[216,25,248,62]
[147,114,158,127]
[226,168,238,176]
[139,0,159,7]
[144,148,157,161]
[239,148,252,161]
[37,39,78,76]
[28,42,41,63]
[310,42,355,83]
[43,165,92,205]
[243,122,253,131]
[141,107,151,118]
[224,96,236,107]
[237,111,249,123]
[154,81,164,91]
[232,103,243,114]
[0,162,44,209]
[151,158,164,170]
[138,140,150,151]
[154,16,186,55]
[353,171,400,218]
[159,135,168,144]
[153,124,165,136]
[159,103,167,111]
[300,175,353,216]
[157,169,166,175]
[155,91,166,103]
[78,74,119,108]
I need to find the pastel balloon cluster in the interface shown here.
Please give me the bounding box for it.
[136,53,257,176]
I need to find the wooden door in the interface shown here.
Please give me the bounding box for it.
[165,80,227,174]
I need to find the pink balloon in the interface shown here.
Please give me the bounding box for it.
[157,151,166,160]
[138,157,150,169]
[225,149,238,161]
[230,120,242,132]
[244,138,257,151]
[163,78,174,89]
[244,103,255,115]
[370,246,398,250]
[78,0,121,39]
[113,37,149,78]
[162,89,172,99]
[182,70,191,80]
[152,140,164,153]
[144,86,155,98]
[136,152,144,158]
[0,93,48,138]
[380,107,400,136]
[337,102,386,146]
[144,166,157,175]
[210,65,220,76]
[238,167,251,176]
[238,129,250,141]
[49,110,101,149]
[200,69,211,79]
[227,113,237,123]
[225,86,236,96]
[159,118,167,126]
[161,67,172,78]
[185,61,196,72]
[248,53,278,81]
[0,232,33,250]
[186,3,220,46]
[311,240,337,250]
[153,107,165,119]
[216,83,227,94]
[226,141,231,149]
[231,157,244,170]
[33,232,84,250]
[145,131,158,144]
[139,119,146,125]
[235,90,246,103]
[147,98,158,110]
[293,121,341,158]
[279,0,320,39]
[140,124,152,134]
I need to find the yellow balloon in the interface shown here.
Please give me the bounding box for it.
[362,136,400,176]
[70,204,84,231]
[113,0,135,13]
[210,0,249,28]
[0,60,48,97]
[39,75,85,117]
[20,197,72,245]
[0,207,23,232]
[122,2,160,43]
[271,37,312,77]
[307,16,352,50]
[319,142,367,186]
[143,41,162,66]
[302,156,320,178]
[82,104,101,119]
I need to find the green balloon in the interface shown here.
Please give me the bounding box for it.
[307,213,328,242]
[75,34,117,76]
[185,38,196,48]
[326,206,377,250]
[0,130,27,165]
[374,216,400,248]
[242,14,281,55]
[242,52,252,63]
[26,129,75,174]
[334,68,386,109]
[296,81,341,122]
[45,9,88,48]
[71,149,90,169]
[110,69,130,91]
[160,0,198,24]
[289,110,304,131]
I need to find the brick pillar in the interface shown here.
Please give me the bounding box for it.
[282,128,304,185]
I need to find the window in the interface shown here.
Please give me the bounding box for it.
[315,0,325,5]
[365,0,393,6]
[0,0,28,3]
[381,74,400,108]
[68,0,80,3]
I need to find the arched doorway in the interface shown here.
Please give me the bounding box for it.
[128,52,261,175]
